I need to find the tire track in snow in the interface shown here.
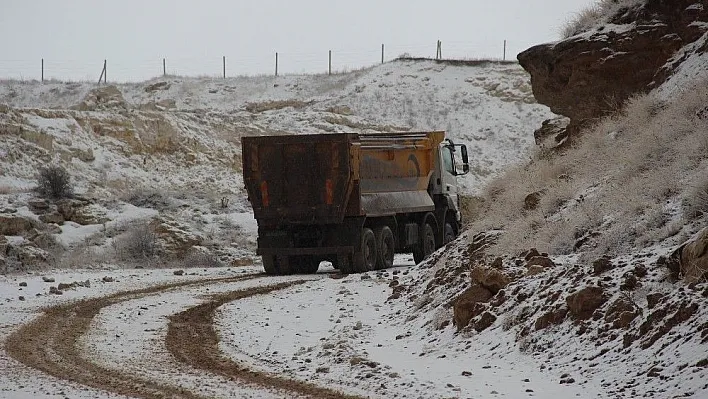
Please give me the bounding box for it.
[166,280,368,399]
[5,274,260,399]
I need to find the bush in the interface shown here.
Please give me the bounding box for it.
[113,221,160,261]
[37,165,73,199]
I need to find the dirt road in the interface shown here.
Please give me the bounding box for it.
[5,273,365,399]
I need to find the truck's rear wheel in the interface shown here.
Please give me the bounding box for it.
[262,255,279,275]
[353,228,377,272]
[413,223,436,264]
[374,226,395,270]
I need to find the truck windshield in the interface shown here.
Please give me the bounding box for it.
[442,147,455,175]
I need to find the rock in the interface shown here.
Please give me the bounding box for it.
[452,284,493,330]
[518,0,707,132]
[0,103,9,113]
[28,199,50,212]
[0,214,35,235]
[473,311,497,332]
[605,297,638,329]
[150,217,203,257]
[144,81,171,92]
[526,265,545,276]
[102,276,115,283]
[535,306,568,330]
[0,235,8,255]
[646,293,664,309]
[316,366,330,373]
[18,296,25,301]
[42,276,55,283]
[524,191,544,211]
[57,282,72,291]
[49,286,63,295]
[523,248,541,261]
[527,255,555,269]
[533,117,570,147]
[620,272,639,291]
[70,147,95,162]
[360,274,371,280]
[566,286,606,320]
[592,256,613,275]
[173,269,184,276]
[39,212,65,225]
[461,371,472,377]
[679,227,708,282]
[72,85,127,111]
[19,281,27,287]
[471,266,510,294]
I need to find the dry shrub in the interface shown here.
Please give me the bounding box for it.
[682,175,708,220]
[561,0,645,38]
[113,221,160,261]
[37,165,73,199]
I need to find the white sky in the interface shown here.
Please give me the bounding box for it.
[0,0,593,82]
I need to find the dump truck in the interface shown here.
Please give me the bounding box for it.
[242,131,469,275]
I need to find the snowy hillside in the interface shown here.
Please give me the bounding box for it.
[0,59,552,194]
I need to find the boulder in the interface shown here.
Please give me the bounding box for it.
[39,212,65,225]
[473,311,497,332]
[518,0,708,136]
[566,286,606,320]
[150,217,203,257]
[452,284,493,330]
[0,214,36,235]
[533,117,570,147]
[527,255,555,269]
[535,306,568,330]
[470,266,511,294]
[679,227,708,283]
[72,85,127,111]
[605,297,639,329]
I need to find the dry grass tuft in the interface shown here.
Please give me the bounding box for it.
[561,0,645,38]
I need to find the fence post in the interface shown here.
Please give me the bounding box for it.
[381,44,384,64]
[436,40,442,60]
[328,50,332,75]
[223,56,226,78]
[503,40,507,61]
[41,58,44,82]
[275,52,278,77]
[163,58,166,76]
[104,59,107,83]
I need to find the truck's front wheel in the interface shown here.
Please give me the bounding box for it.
[353,228,377,272]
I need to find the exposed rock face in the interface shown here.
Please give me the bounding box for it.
[453,284,493,329]
[518,0,708,133]
[0,214,37,235]
[566,286,606,320]
[150,216,204,257]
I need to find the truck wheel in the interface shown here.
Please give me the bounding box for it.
[292,256,319,274]
[444,222,455,245]
[413,223,435,264]
[262,255,279,275]
[374,226,395,270]
[353,228,377,272]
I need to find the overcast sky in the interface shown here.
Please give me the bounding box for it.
[0,0,593,82]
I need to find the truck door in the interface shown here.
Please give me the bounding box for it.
[440,145,460,220]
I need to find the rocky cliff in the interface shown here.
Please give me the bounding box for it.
[518,0,708,143]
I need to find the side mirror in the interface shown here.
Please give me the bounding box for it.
[457,144,469,175]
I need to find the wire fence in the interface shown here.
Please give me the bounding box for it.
[0,40,520,83]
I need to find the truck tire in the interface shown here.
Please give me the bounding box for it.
[353,228,377,272]
[444,222,455,245]
[413,223,435,264]
[262,255,279,275]
[374,226,395,270]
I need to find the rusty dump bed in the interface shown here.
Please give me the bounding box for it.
[242,132,444,225]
